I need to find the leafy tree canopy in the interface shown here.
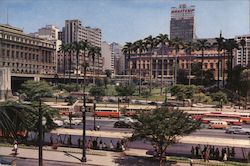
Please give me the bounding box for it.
[171,84,202,100]
[89,86,106,101]
[131,108,200,165]
[20,80,53,101]
[209,91,228,104]
[115,84,136,96]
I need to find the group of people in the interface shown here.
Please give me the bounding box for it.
[86,137,127,152]
[191,145,235,162]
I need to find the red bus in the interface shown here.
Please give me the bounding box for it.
[94,107,120,118]
[202,113,241,125]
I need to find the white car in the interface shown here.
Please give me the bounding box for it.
[53,119,64,127]
[64,118,82,125]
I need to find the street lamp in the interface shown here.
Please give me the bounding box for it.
[81,93,87,162]
[93,99,96,130]
[38,99,46,166]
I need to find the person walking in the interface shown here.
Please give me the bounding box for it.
[109,140,114,150]
[13,140,18,156]
[223,152,228,162]
[191,146,195,157]
[215,148,220,160]
[99,139,103,150]
[195,145,199,157]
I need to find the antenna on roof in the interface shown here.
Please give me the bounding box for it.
[7,7,9,25]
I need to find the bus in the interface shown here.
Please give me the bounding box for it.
[200,113,241,125]
[94,107,120,118]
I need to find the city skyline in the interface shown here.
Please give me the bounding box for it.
[0,0,249,44]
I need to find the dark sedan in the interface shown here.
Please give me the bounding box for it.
[113,121,132,128]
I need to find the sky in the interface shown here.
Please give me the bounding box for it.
[0,0,249,44]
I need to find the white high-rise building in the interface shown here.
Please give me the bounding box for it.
[102,41,114,73]
[64,19,101,47]
[235,35,250,67]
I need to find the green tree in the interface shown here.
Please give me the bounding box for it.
[214,32,225,88]
[115,84,136,96]
[133,40,146,96]
[59,43,70,83]
[223,39,238,85]
[183,41,196,85]
[131,108,200,166]
[209,91,228,104]
[105,69,112,78]
[144,35,158,93]
[171,84,201,100]
[20,80,53,101]
[171,38,183,85]
[156,34,169,95]
[122,42,133,84]
[196,39,211,85]
[241,69,250,107]
[88,45,101,85]
[89,86,106,101]
[141,90,151,102]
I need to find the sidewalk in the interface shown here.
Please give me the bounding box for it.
[0,146,248,166]
[0,146,120,166]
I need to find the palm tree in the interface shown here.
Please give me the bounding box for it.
[134,40,146,96]
[59,43,70,83]
[171,38,183,85]
[239,38,246,66]
[184,42,196,85]
[156,34,169,95]
[144,36,157,93]
[88,45,101,85]
[196,39,210,85]
[122,42,133,85]
[67,43,74,83]
[241,69,250,108]
[214,32,225,88]
[223,39,238,86]
[73,41,84,84]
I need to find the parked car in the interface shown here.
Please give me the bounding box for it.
[114,121,132,128]
[225,126,250,135]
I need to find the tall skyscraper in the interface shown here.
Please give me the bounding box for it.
[170,4,195,42]
[101,41,114,73]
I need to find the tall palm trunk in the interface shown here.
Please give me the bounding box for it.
[201,49,204,85]
[139,52,142,96]
[217,51,220,88]
[93,60,95,85]
[150,51,153,93]
[222,51,225,87]
[76,51,79,84]
[69,50,72,83]
[161,48,164,95]
[63,51,66,84]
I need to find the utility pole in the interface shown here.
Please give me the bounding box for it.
[93,99,96,130]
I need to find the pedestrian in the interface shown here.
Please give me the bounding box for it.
[116,140,121,151]
[223,152,228,162]
[99,139,103,150]
[87,139,92,149]
[109,140,114,150]
[121,144,125,151]
[103,142,107,150]
[211,146,215,159]
[231,147,235,158]
[195,145,199,157]
[215,148,220,160]
[50,135,53,145]
[93,138,98,150]
[78,138,81,148]
[191,146,195,157]
[13,140,18,156]
[205,149,210,162]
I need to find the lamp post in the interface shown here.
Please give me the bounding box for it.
[81,93,87,162]
[38,99,46,166]
[93,99,96,130]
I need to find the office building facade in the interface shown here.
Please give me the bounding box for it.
[170,4,195,42]
[0,24,56,75]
